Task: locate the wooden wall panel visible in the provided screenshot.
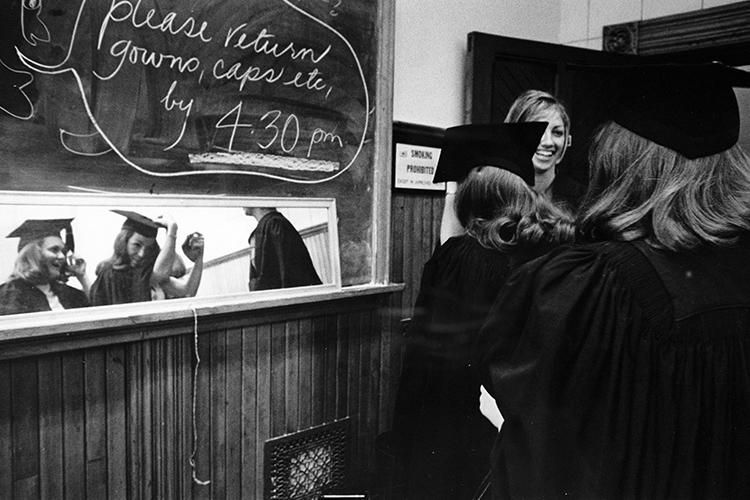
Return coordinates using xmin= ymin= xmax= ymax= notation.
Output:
xmin=104 ymin=346 xmax=126 ymax=499
xmin=38 ymin=356 xmax=63 ymax=499
xmin=298 ymin=318 xmax=314 ymax=430
xmin=0 ymin=363 xmax=12 ymax=496
xmin=0 ymin=293 xmax=394 ymax=499
xmin=124 ymin=342 xmax=143 ymax=500
xmin=11 ymin=358 xmax=39 ymax=498
xmin=254 ymin=323 xmax=271 ymax=500
xmin=62 ymin=352 xmax=85 ymax=500
xmin=240 ymin=325 xmax=259 ymax=500
xmin=224 ymin=328 xmax=243 ymax=500
xmin=389 ymin=190 xmax=444 ymax=319
xmin=84 ymin=350 xmax=107 ymax=499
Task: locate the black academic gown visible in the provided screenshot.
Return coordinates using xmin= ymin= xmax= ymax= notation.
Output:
xmin=89 ymin=261 xmax=152 ymax=306
xmin=248 ymin=211 xmax=322 ymax=291
xmin=476 ymin=239 xmax=750 ymax=499
xmin=392 ymin=235 xmax=550 ymax=500
xmin=0 ymin=277 xmax=89 ymax=315
xmin=550 ymin=173 xmax=585 ymax=212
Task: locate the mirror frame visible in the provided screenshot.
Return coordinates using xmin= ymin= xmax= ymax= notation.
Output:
xmin=0 ymin=190 xmax=341 ymax=334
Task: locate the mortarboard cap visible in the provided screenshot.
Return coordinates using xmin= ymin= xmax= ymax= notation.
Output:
xmin=7 ymin=218 xmax=74 ymax=252
xmin=604 ymin=61 xmax=750 ymax=159
xmin=112 ymin=210 xmax=160 ymax=238
xmin=433 ymin=122 xmax=547 ymax=185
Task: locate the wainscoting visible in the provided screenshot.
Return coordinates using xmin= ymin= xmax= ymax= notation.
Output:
xmin=0 ymin=290 xmax=397 ymax=499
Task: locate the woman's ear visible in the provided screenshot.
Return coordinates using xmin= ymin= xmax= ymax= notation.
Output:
xmin=557 ymin=134 xmax=573 ymax=165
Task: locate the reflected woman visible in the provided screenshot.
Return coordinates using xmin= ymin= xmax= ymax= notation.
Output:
xmin=0 ymin=218 xmax=89 ymax=315
xmin=90 ymin=210 xmax=179 ymax=305
xmin=504 ymin=89 xmax=584 ymax=209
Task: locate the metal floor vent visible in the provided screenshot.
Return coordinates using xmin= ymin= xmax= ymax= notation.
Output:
xmin=264 ymin=418 xmax=351 ymax=500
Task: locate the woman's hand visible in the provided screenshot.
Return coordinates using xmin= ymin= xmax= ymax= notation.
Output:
xmin=479 ymin=385 xmax=504 ymax=431
xmin=154 ymin=214 xmax=178 ymax=236
xmin=182 ymin=232 xmax=204 ymax=262
xmin=66 ymin=253 xmax=87 ymax=279
xmin=67 ymin=253 xmax=92 ymax=294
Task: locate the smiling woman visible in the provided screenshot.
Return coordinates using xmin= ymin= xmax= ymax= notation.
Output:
xmin=0 ymin=218 xmax=90 ymax=315
xmin=0 ymin=192 xmax=340 ymax=324
xmin=503 ymin=89 xmax=585 ymax=211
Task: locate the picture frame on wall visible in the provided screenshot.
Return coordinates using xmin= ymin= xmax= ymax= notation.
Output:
xmin=392 ymin=121 xmax=446 ymax=192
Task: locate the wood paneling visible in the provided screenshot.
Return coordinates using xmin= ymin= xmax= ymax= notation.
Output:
xmin=0 ymin=293 xmax=393 ymax=499
xmin=389 ymin=190 xmax=444 ymax=320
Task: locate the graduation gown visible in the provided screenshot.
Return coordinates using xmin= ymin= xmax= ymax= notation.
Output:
xmin=89 ymin=261 xmax=152 ymax=306
xmin=248 ymin=211 xmax=322 ymax=291
xmin=0 ymin=277 xmax=89 ymax=315
xmin=393 ymin=235 xmax=548 ymax=500
xmin=476 ymin=239 xmax=750 ymax=499
xmin=550 ymin=173 xmax=585 ymax=212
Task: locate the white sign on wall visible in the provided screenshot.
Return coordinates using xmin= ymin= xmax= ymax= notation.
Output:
xmin=394 ymin=143 xmax=444 ymax=191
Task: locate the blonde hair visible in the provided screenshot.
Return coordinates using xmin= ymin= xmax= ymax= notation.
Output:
xmin=578 ymin=121 xmax=750 ymax=250
xmin=505 ymin=89 xmax=570 ymax=135
xmin=455 ymin=166 xmax=575 ymax=252
xmin=10 ymin=240 xmax=48 ymax=285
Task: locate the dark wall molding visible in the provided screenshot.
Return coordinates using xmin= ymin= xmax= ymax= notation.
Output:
xmin=603 ymin=22 xmax=639 ymax=54
xmin=603 ymin=1 xmax=750 ymax=64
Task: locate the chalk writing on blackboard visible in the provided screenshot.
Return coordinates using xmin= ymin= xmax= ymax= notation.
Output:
xmin=314 ymin=0 xmax=343 ymax=17
xmin=0 ymin=58 xmax=34 ymax=119
xmin=21 ymin=0 xmax=52 ymax=46
xmin=2 ymin=0 xmax=370 ymax=184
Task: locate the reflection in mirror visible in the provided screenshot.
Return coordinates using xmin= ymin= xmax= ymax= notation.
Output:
xmin=0 ymin=193 xmax=339 ymax=318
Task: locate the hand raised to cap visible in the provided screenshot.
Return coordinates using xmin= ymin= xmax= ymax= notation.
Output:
xmin=154 ymin=214 xmax=178 ymax=234
xmin=66 ymin=253 xmax=87 ymax=278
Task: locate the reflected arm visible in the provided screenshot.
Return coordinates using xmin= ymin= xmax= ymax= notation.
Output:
xmin=151 ymin=219 xmax=178 ymax=284
xmin=163 ymin=259 xmax=203 ymax=298
xmin=75 ymin=272 xmax=92 ymax=296
xmin=162 ymin=233 xmax=204 ymax=298
xmin=160 ymin=234 xmax=204 ymax=298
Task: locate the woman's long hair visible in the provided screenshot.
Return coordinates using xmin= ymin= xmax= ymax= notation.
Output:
xmin=578 ymin=121 xmax=750 ymax=250
xmin=455 ymin=166 xmax=575 ymax=252
xmin=505 ymin=89 xmax=570 ymax=134
xmin=101 ymin=228 xmax=160 ymax=271
xmin=9 ymin=240 xmax=49 ymax=285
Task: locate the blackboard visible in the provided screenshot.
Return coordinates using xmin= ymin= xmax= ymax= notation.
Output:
xmin=0 ymin=0 xmax=391 ymax=286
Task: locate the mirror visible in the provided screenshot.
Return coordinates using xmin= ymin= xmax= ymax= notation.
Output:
xmin=0 ymin=191 xmax=340 ymax=319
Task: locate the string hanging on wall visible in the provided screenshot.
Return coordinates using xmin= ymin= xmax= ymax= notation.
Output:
xmin=189 ymin=305 xmax=211 ymax=486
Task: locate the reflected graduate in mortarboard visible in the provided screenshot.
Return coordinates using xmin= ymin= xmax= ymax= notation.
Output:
xmin=0 ymin=218 xmax=90 ymax=316
xmin=244 ymin=207 xmax=321 ymax=291
xmin=391 ymin=122 xmax=576 ymax=500
xmin=476 ymin=62 xmax=750 ymax=499
xmin=89 ymin=210 xmax=204 ymax=306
